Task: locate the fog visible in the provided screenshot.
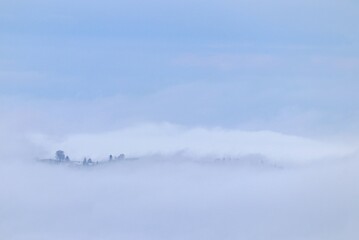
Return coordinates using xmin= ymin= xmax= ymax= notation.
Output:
xmin=1 ymin=124 xmax=359 ymax=240
xmin=1 ymin=0 xmax=359 ymax=238
xmin=29 ymin=123 xmax=356 ymax=165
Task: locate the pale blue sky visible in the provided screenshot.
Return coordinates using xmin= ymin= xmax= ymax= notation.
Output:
xmin=1 ymin=0 xmax=359 ymax=135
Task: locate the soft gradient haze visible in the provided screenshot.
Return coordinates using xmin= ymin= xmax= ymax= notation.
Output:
xmin=1 ymin=1 xmax=359 ymax=239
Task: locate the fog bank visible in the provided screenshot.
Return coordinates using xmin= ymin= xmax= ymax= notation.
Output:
xmin=1 ymin=154 xmax=359 ymax=240
xmin=29 ymin=123 xmax=357 ymax=166
xmin=1 ymin=124 xmax=359 ymax=240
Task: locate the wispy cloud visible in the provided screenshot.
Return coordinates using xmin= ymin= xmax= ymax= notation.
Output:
xmin=173 ymin=53 xmax=279 ymax=70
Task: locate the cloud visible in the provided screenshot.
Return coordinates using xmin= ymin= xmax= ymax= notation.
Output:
xmin=1 ymin=1 xmax=358 ymax=239
xmin=1 ymin=73 xmax=359 ymax=139
xmin=173 ymin=53 xmax=279 ymax=70
xmin=27 ymin=123 xmax=356 ymax=166
xmin=1 ymin=143 xmax=359 ymax=240
xmin=310 ymin=56 xmax=359 ymax=72
xmin=0 ymin=70 xmax=45 ymax=86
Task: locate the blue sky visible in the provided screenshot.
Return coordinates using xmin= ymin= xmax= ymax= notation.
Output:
xmin=1 ymin=0 xmax=359 ymax=135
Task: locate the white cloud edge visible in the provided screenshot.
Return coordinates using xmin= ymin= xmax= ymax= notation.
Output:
xmin=28 ymin=123 xmax=357 ymax=165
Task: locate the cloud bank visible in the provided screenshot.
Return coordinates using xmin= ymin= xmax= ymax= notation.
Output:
xmin=25 ymin=123 xmax=355 ymax=166
xmin=1 ymin=144 xmax=359 ymax=240
xmin=1 ymin=114 xmax=358 ymax=240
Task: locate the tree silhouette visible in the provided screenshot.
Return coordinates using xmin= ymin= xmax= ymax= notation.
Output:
xmin=55 ymin=150 xmax=65 ymax=161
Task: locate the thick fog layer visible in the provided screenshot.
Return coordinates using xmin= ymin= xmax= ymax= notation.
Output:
xmin=29 ymin=123 xmax=356 ymax=165
xmin=1 ymin=124 xmax=359 ymax=240
xmin=1 ymin=154 xmax=359 ymax=240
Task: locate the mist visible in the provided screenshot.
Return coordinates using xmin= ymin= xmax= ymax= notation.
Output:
xmin=1 ymin=152 xmax=359 ymax=240
xmin=1 ymin=122 xmax=359 ymax=240
xmin=2 ymin=0 xmax=359 ymax=238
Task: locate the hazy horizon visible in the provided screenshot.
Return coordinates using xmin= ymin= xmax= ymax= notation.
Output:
xmin=1 ymin=0 xmax=359 ymax=239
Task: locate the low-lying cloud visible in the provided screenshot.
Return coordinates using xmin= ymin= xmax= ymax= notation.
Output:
xmin=29 ymin=123 xmax=357 ymax=166
xmin=1 ymin=148 xmax=359 ymax=240
xmin=1 ymin=123 xmax=359 ymax=240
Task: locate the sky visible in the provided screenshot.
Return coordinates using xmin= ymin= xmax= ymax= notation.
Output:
xmin=1 ymin=0 xmax=359 ymax=136
xmin=1 ymin=1 xmax=359 ymax=239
